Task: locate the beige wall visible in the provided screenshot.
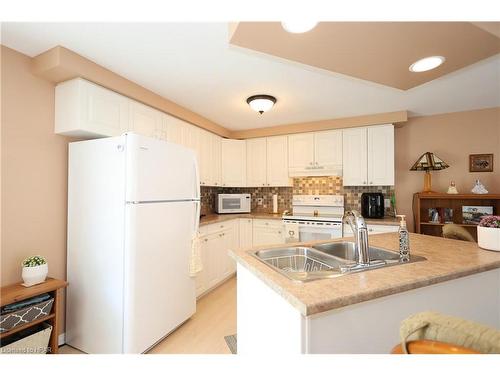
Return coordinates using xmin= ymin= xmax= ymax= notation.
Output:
xmin=1 ymin=46 xmax=70 ymax=332
xmin=395 ymin=108 xmax=500 ymax=231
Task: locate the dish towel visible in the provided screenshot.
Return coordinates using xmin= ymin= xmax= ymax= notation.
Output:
xmin=284 ymin=222 xmax=300 ymax=243
xmin=189 ymin=233 xmax=203 ymax=277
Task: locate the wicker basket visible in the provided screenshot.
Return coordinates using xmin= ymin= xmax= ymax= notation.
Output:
xmin=0 ymin=323 xmax=53 ymax=354
xmin=0 ymin=298 xmax=54 ymax=333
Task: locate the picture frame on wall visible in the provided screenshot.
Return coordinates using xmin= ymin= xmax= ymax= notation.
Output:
xmin=469 ymin=154 xmax=494 ymax=172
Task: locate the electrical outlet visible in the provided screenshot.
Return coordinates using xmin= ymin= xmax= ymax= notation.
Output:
xmin=384 ymin=198 xmax=391 ymax=207
xmin=257 ymin=198 xmax=263 ymax=205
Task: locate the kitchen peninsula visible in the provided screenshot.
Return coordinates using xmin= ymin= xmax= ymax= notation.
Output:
xmin=229 ymin=233 xmax=500 ymax=354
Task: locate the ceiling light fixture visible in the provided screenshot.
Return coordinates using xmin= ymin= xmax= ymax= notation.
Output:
xmin=281 ymin=21 xmax=318 ymax=34
xmin=409 ymin=56 xmax=445 ymax=72
xmin=246 ymin=95 xmax=277 ymax=114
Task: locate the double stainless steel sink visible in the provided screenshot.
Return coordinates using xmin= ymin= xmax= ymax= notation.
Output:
xmin=250 ymin=241 xmax=426 ymax=282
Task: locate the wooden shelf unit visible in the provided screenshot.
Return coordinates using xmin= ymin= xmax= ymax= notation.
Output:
xmin=1 ymin=278 xmax=68 ymax=354
xmin=413 ymin=193 xmax=500 ymax=240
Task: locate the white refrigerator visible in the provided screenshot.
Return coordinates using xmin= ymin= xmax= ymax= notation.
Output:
xmin=65 ymin=133 xmax=200 ymax=354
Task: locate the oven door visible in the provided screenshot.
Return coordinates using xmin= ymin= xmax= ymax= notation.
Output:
xmin=297 ymin=221 xmax=343 ymax=242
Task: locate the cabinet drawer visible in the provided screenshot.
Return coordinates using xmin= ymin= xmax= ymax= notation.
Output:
xmin=252 ymin=219 xmax=283 ymax=229
xmin=199 ymin=219 xmax=236 ymax=236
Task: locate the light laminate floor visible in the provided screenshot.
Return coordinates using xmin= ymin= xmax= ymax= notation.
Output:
xmin=59 ymin=276 xmax=237 ymax=354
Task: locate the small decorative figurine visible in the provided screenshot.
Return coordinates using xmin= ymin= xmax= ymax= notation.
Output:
xmin=471 ymin=179 xmax=488 ymax=194
xmin=447 ymin=181 xmax=459 ymax=194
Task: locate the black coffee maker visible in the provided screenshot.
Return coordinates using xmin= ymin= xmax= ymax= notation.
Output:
xmin=361 ymin=193 xmax=385 ymax=218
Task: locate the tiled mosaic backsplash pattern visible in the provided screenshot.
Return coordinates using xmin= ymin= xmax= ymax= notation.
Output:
xmin=201 ymin=176 xmax=395 ymax=216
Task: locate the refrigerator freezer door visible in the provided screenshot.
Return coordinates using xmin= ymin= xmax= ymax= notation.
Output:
xmin=123 ymin=201 xmax=197 ymax=353
xmin=125 ymin=133 xmax=200 ymax=202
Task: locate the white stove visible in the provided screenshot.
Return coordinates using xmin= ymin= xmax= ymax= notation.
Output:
xmin=282 ymin=195 xmax=345 ymax=242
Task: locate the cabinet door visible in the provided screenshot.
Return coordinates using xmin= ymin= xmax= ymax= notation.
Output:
xmin=166 ymin=114 xmax=186 ymax=145
xmin=220 ymin=226 xmax=237 ymax=278
xmin=342 ymin=127 xmax=368 ymax=186
xmin=266 ymin=136 xmax=291 ymax=187
xmin=246 ymin=138 xmax=267 ymax=187
xmin=129 ymin=101 xmax=163 ymax=138
xmin=199 ymin=129 xmax=211 ymax=186
xmin=367 ymin=125 xmax=395 ymax=186
xmin=211 ymin=135 xmax=222 ymax=187
xmin=56 ymin=78 xmax=129 ymax=137
xmin=239 ymin=218 xmax=253 ymax=249
xmin=288 ymin=133 xmax=314 ymax=176
xmin=221 ymin=139 xmax=247 ymax=187
xmin=195 ymin=234 xmax=209 ymax=297
xmin=314 ymin=130 xmax=342 ymax=174
xmin=204 ymin=233 xmax=222 ymax=291
xmin=253 ymin=220 xmax=284 ymax=247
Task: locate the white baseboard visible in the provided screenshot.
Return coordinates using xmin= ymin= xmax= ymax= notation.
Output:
xmin=58 ymin=333 xmax=66 ymax=346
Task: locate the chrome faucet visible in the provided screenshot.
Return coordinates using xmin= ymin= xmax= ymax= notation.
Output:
xmin=343 ymin=210 xmax=370 ymax=265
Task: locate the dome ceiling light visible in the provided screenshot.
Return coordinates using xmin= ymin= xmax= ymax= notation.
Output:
xmin=409 ymin=56 xmax=446 ymax=72
xmin=246 ymin=95 xmax=277 ymax=114
xmin=281 ymin=21 xmax=318 ymax=34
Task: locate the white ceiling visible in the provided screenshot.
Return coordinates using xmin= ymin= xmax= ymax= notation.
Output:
xmin=2 ymin=22 xmax=499 ymax=130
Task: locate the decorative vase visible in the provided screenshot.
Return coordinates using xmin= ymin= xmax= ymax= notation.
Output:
xmin=477 ymin=226 xmax=500 ymax=252
xmin=22 ymin=263 xmax=48 ymax=286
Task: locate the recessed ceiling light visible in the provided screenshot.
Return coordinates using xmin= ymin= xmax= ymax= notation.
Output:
xmin=281 ymin=21 xmax=318 ymax=34
xmin=246 ymin=95 xmax=277 ymax=114
xmin=409 ymin=56 xmax=446 ymax=72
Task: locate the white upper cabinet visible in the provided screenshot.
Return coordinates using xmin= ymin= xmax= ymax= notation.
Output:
xmin=266 ymin=136 xmax=292 ymax=187
xmin=211 ymin=134 xmax=222 ymax=187
xmin=288 ymin=133 xmax=315 ymax=175
xmin=314 ymin=130 xmax=342 ymax=174
xmin=342 ymin=124 xmax=394 ymax=186
xmin=128 ymin=101 xmax=163 ymax=138
xmin=246 ymin=138 xmax=267 ymax=187
xmin=367 ymin=125 xmax=394 ymax=186
xmin=165 ymin=114 xmax=188 ymax=145
xmin=55 ymin=78 xmax=129 ymax=138
xmin=221 ymin=139 xmax=247 ymax=187
xmin=199 ymin=129 xmax=222 ymax=187
xmin=342 ymin=127 xmax=368 ymax=186
xmin=288 ymin=130 xmax=342 ymax=177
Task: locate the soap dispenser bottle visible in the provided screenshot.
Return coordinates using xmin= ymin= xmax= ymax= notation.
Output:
xmin=396 ymin=215 xmax=410 ymax=262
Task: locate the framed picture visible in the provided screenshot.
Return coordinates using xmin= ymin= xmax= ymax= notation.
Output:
xmin=469 ymin=154 xmax=493 ymax=172
xmin=462 ymin=206 xmax=494 ymax=225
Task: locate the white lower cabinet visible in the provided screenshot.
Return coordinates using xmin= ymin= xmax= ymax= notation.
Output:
xmin=239 ymin=218 xmax=253 ymax=249
xmin=252 ymin=219 xmax=285 ymax=247
xmin=196 ymin=220 xmax=238 ymax=297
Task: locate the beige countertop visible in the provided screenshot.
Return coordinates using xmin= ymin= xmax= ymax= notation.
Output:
xmin=200 ymin=212 xmax=284 ymax=226
xmin=229 ymin=233 xmax=500 ymax=316
xmin=200 ymin=212 xmax=400 ymax=226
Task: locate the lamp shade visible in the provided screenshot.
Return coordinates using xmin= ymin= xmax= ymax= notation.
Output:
xmin=410 ymin=152 xmax=449 ymax=171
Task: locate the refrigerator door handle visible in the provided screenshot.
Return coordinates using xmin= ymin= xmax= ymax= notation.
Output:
xmin=194 ymin=200 xmax=201 ymax=234
xmin=194 ymin=155 xmax=200 ymax=200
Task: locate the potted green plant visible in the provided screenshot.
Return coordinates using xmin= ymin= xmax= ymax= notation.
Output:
xmin=477 ymin=216 xmax=500 ymax=252
xmin=21 ymin=255 xmax=48 ymax=286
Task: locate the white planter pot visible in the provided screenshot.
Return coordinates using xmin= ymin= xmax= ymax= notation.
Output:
xmin=22 ymin=263 xmax=48 ymax=286
xmin=477 ymin=226 xmax=500 ymax=252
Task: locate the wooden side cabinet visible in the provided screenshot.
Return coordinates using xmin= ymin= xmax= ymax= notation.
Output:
xmin=0 ymin=278 xmax=68 ymax=354
xmin=413 ymin=193 xmax=500 ymax=239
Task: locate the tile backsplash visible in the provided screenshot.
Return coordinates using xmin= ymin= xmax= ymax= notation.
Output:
xmin=201 ymin=176 xmax=395 ymax=216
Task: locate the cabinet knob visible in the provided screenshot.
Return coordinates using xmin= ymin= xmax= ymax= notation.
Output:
xmin=204 ymin=238 xmax=208 ymax=242
xmin=363 ymin=181 xmax=367 ymax=184
xmin=370 ymin=181 xmax=373 ymax=184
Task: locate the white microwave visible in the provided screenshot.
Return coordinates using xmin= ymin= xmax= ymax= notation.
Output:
xmin=216 ymin=194 xmax=251 ymax=214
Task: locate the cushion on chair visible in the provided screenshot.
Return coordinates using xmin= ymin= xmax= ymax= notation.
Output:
xmin=400 ymin=311 xmax=500 ymax=354
xmin=442 ymin=224 xmax=476 ymax=242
